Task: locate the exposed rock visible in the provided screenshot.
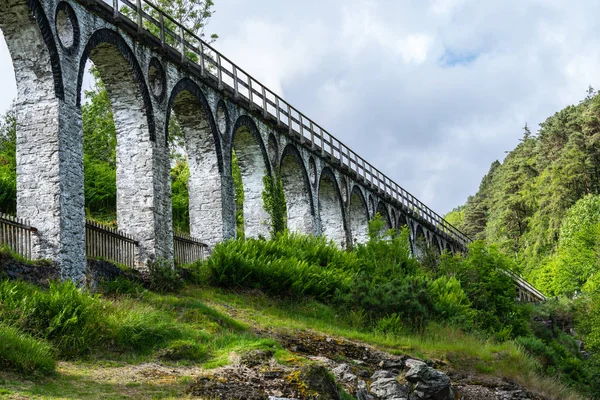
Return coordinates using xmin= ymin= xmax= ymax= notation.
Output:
xmin=357 ymin=380 xmax=375 ymax=400
xmin=241 ymin=349 xmax=275 ymax=367
xmin=332 ymin=363 xmax=359 ymax=390
xmin=370 ymin=370 xmax=409 ymax=400
xmin=378 ymin=358 xmax=405 ymax=371
xmin=0 ymin=251 xmax=59 ymax=286
xmin=405 ymin=362 xmax=453 ymax=400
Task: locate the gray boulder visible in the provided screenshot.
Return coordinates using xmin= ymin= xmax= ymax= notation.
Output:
xmin=370 ymin=370 xmax=409 ymax=400
xmin=405 ymin=363 xmax=453 ymax=400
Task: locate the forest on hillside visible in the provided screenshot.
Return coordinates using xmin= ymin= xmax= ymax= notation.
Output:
xmin=446 ymin=87 xmax=600 ymax=299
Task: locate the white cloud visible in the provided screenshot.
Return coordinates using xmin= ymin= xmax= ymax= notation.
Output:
xmin=395 ymin=34 xmax=433 ymax=64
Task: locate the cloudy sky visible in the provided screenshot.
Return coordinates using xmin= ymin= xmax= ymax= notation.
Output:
xmin=1 ymin=0 xmax=599 ymax=215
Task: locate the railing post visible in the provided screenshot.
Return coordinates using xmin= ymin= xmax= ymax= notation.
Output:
xmin=217 ymin=54 xmax=224 ymax=89
xmin=276 ymin=97 xmax=281 ymax=126
xmin=310 ymin=121 xmax=315 ymax=149
xmin=247 ymin=75 xmax=253 ymax=108
xmin=233 ymin=66 xmax=239 ymax=99
xmin=299 ymin=114 xmax=305 ymax=143
xmin=287 ymin=104 xmax=292 ymax=136
xmin=136 ymin=0 xmax=143 ymax=34
xmin=159 ymin=12 xmax=165 ymax=47
xmin=180 ymin=25 xmax=186 ymax=64
xmin=262 ymin=87 xmax=268 ymax=118
xmin=113 ymin=0 xmax=120 ymax=21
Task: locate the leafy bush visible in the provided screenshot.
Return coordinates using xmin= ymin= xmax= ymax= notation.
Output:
xmin=438 ymin=241 xmax=528 ymax=337
xmin=204 ymin=233 xmax=355 ymax=300
xmin=0 ymin=280 xmax=104 ymax=357
xmin=0 ymin=324 xmax=55 ymax=375
xmin=147 ymin=259 xmax=184 ymax=293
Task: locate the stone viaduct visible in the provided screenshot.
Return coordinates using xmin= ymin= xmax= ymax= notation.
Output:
xmin=0 ymin=0 xmax=472 ymax=283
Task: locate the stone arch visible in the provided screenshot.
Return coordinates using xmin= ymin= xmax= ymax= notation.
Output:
xmin=78 ymin=28 xmax=163 ymax=265
xmin=376 ymin=201 xmax=392 ymax=229
xmin=0 ymin=0 xmax=87 ymax=278
xmin=398 ymin=214 xmax=409 ymax=232
xmin=413 ymin=224 xmax=427 ymax=258
xmin=318 ymin=167 xmax=346 ymax=246
xmin=279 ymin=144 xmax=314 ymax=235
xmin=268 ymin=133 xmax=279 ymax=169
xmin=167 ymin=78 xmax=225 ymax=246
xmin=444 ymin=241 xmax=453 ymax=254
xmin=391 ymin=209 xmax=397 ymax=229
xmin=232 ymin=115 xmax=271 ymax=238
xmin=348 ymin=186 xmax=369 ymax=245
xmin=77 ymin=28 xmax=155 ymax=139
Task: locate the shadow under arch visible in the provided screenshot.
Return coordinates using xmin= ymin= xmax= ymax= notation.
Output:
xmin=279 ymin=143 xmax=314 ymax=235
xmin=77 ymin=28 xmax=155 ymax=140
xmin=167 ymin=77 xmax=226 ymax=246
xmin=348 ymin=185 xmax=369 ymax=245
xmin=376 ymin=201 xmax=392 ymax=229
xmin=231 ymin=114 xmax=271 ymax=238
xmin=318 ymin=167 xmax=347 ymax=246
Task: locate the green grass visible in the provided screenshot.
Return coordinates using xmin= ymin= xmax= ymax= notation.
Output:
xmin=0 ymin=278 xmax=584 ymax=400
xmin=0 ymin=324 xmax=56 ymax=375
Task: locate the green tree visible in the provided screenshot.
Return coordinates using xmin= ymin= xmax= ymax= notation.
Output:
xmin=0 ymin=104 xmax=16 ymax=214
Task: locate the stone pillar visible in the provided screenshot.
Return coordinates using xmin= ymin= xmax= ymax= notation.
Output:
xmin=281 ymin=153 xmax=313 ymax=235
xmin=2 ymin=0 xmax=86 ymax=281
xmin=233 ymin=128 xmax=270 ymax=239
xmin=349 ymin=190 xmax=369 ymax=245
xmin=318 ymin=173 xmax=346 ymax=247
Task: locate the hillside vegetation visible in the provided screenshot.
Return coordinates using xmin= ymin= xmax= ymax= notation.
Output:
xmin=1 ymin=220 xmax=599 ymax=398
xmin=446 ymin=88 xmax=600 ymax=299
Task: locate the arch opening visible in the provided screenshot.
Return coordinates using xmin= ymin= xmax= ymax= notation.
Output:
xmin=79 ymin=29 xmax=167 ymax=265
xmin=376 ymin=201 xmax=392 ymax=230
xmin=232 ymin=117 xmax=271 ymax=239
xmin=348 ymin=187 xmax=369 ymax=245
xmin=167 ymin=80 xmax=223 ymax=247
xmin=280 ymin=146 xmax=313 ymax=235
xmin=318 ymin=169 xmax=346 ymax=247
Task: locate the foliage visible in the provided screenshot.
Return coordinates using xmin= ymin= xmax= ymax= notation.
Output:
xmin=262 ymin=169 xmax=287 ymax=236
xmin=0 ymin=324 xmax=56 ymax=375
xmin=232 ymin=150 xmax=245 ymax=239
xmin=438 ymin=241 xmax=528 ymax=336
xmin=0 ymin=104 xmax=16 ymax=214
xmin=146 ymin=259 xmax=184 ymax=293
xmin=203 ymin=233 xmax=354 ymax=301
xmin=171 ymin=157 xmax=191 ymax=233
xmin=456 ymin=89 xmax=600 ymax=296
xmin=0 ymin=280 xmax=104 ymax=357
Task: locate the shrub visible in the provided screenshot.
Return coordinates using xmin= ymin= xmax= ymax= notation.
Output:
xmin=0 ymin=324 xmax=55 ymax=375
xmin=147 ymin=259 xmax=183 ymax=293
xmin=0 ymin=280 xmax=104 ymax=357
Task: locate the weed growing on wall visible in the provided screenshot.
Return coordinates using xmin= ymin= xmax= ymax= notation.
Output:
xmin=262 ymin=168 xmax=287 ymax=236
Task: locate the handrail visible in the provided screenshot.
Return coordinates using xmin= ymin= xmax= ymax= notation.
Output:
xmin=83 ymin=0 xmax=472 ymax=247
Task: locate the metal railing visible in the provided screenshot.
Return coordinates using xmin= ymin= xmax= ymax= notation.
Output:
xmin=86 ymin=220 xmax=138 ymax=268
xmin=0 ymin=212 xmax=37 ymax=260
xmin=174 ymin=231 xmax=207 ymax=265
xmin=82 ymin=0 xmax=472 ymax=248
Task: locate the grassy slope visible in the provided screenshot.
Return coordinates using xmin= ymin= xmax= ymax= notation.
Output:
xmin=0 ymin=285 xmax=582 ymax=400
